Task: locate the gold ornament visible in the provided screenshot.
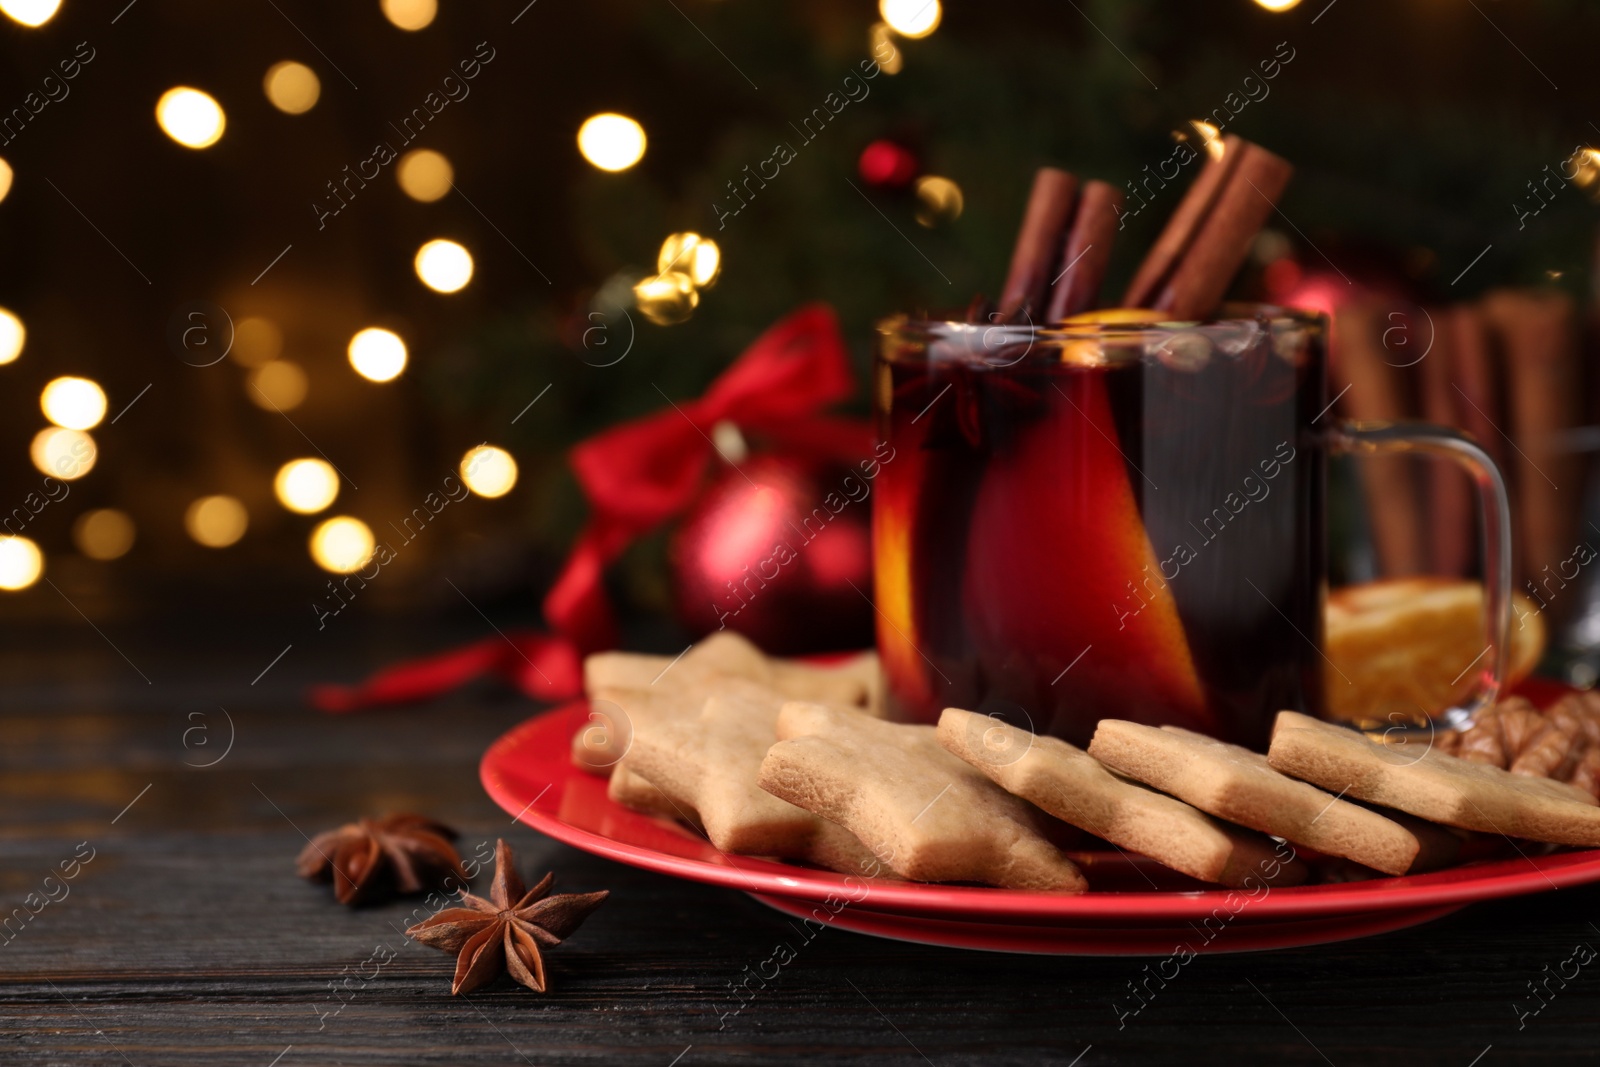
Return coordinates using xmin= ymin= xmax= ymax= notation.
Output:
xmin=633 ymin=272 xmax=699 ymax=326
xmin=657 ymin=232 xmax=721 ymax=289
xmin=913 ymin=175 xmax=964 ymax=228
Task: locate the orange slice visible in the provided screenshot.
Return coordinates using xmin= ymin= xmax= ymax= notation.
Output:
xmin=962 ymin=367 xmax=1210 ymax=740
xmin=1324 ymin=577 xmax=1545 ymax=727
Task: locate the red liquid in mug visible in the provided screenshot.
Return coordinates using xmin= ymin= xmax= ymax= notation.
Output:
xmin=874 ymin=315 xmax=1326 ymax=748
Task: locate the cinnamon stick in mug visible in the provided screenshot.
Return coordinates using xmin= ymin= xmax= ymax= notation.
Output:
xmin=999 ymin=167 xmax=1079 ymax=320
xmin=1046 ymin=180 xmax=1124 ymax=320
xmin=1153 ymin=141 xmax=1292 ymax=320
xmin=1122 ymin=134 xmax=1242 ymax=309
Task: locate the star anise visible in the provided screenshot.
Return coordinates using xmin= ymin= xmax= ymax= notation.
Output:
xmin=296 ymin=813 xmax=467 ymax=906
xmin=405 ymin=839 xmax=608 ymax=994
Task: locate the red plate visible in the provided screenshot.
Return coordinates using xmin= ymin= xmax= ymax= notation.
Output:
xmin=481 ymin=694 xmax=1600 ymax=955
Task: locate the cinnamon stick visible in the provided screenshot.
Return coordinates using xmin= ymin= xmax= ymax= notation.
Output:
xmin=1046 ymin=180 xmax=1124 ymax=321
xmin=1122 ymin=135 xmax=1243 ymax=309
xmin=1335 ymin=299 xmax=1427 ymax=576
xmin=1418 ymin=309 xmax=1473 ymax=576
xmin=1484 ymin=289 xmax=1582 ymax=594
xmin=1000 ymin=168 xmax=1079 ymax=320
xmin=1448 ymin=303 xmax=1505 ymax=474
xmin=1153 ymin=141 xmax=1292 ymax=319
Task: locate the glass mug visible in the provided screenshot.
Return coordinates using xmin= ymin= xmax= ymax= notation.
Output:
xmin=872 ymin=305 xmax=1511 ymax=749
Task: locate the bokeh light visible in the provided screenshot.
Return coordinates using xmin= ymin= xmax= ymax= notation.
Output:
xmin=657 ymin=233 xmax=721 ymax=289
xmin=274 ymin=458 xmax=340 ymax=514
xmin=0 ymin=306 xmax=24 ymax=364
xmin=577 ymin=113 xmax=646 ymax=172
xmin=249 ymin=360 xmax=308 ymax=411
xmin=347 ymin=327 xmax=408 ymax=382
xmin=41 ymin=376 xmax=107 ymax=430
xmin=0 ymin=156 xmax=11 ymax=204
xmin=310 ymin=516 xmax=376 ymax=573
xmin=231 ymin=316 xmax=283 ymax=367
xmin=459 ymin=445 xmax=518 ymax=498
xmin=414 ymin=239 xmax=473 ymax=293
xmin=30 ymin=427 xmax=96 ymax=480
xmin=0 ymin=0 xmax=60 ymax=27
xmin=880 ymin=0 xmax=941 ymax=38
xmin=156 ymin=87 xmax=226 ymax=149
xmin=0 ymin=536 xmax=42 ymax=591
xmin=73 ymin=509 xmax=136 ymax=561
xmin=397 ymin=148 xmax=453 ymax=201
xmin=633 ymin=272 xmax=698 ymax=325
xmin=913 ymin=175 xmax=964 ymax=227
xmin=185 ymin=495 xmax=248 ymax=548
xmin=1188 ymin=119 xmax=1226 ymax=161
xmin=381 ymin=0 xmax=436 ymax=31
xmin=869 ymin=23 xmax=904 ymax=74
xmin=263 ymin=61 xmax=321 ymax=114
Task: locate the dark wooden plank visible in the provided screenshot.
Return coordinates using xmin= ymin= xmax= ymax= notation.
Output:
xmin=6 ymin=621 xmax=1600 ymax=1064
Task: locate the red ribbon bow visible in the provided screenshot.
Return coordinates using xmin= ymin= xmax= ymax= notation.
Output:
xmin=311 ymin=304 xmax=867 ymax=712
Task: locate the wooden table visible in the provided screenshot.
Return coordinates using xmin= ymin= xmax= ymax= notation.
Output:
xmin=5 ymin=612 xmax=1599 ymax=1065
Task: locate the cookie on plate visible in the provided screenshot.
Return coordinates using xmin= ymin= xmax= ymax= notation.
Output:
xmin=759 ymin=702 xmax=1087 ymax=892
xmin=1268 ymin=710 xmax=1600 ymax=847
xmin=939 ymin=708 xmax=1306 ymax=888
xmin=1088 ymin=719 xmax=1458 ymax=877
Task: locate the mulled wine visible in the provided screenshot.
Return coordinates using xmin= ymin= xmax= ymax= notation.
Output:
xmin=873 ymin=308 xmax=1328 ymax=748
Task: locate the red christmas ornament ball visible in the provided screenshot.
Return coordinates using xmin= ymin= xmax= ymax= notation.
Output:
xmin=858 ymin=140 xmax=919 ymax=190
xmin=670 ymin=454 xmax=874 ymax=655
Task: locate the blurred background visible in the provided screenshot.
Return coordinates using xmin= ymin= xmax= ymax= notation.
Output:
xmin=1 ymin=0 xmax=1598 ymax=681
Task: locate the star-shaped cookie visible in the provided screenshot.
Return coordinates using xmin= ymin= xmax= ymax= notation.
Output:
xmin=758 ymin=702 xmax=1087 ymax=892
xmin=939 ymin=708 xmax=1306 ymax=888
xmin=622 ymin=689 xmax=889 ymax=876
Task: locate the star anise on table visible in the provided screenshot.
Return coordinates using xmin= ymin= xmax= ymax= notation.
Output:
xmin=296 ymin=812 xmax=467 ymax=906
xmin=405 ymin=839 xmax=608 ymax=995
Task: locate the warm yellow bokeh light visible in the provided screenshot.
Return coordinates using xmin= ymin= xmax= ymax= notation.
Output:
xmin=633 ymin=272 xmax=698 ymax=326
xmin=30 ymin=427 xmax=96 ymax=480
xmin=231 ymin=316 xmax=283 ymax=367
xmin=1189 ymin=119 xmax=1226 ymax=161
xmin=156 ymin=87 xmax=226 ymax=149
xmin=869 ymin=23 xmax=904 ymax=75
xmin=274 ymin=458 xmax=340 ymax=514
xmin=879 ymin=0 xmax=940 ymax=38
xmin=73 ymin=509 xmax=136 ymax=561
xmin=249 ymin=360 xmax=308 ymax=411
xmin=577 ymin=113 xmax=646 ymax=172
xmin=459 ymin=445 xmax=518 ymax=498
xmin=263 ymin=61 xmax=321 ymax=115
xmin=397 ymin=148 xmax=453 ymax=202
xmin=347 ymin=327 xmax=408 ymax=382
xmin=185 ymin=495 xmax=248 ymax=548
xmin=0 ymin=536 xmax=42 ymax=591
xmin=414 ymin=239 xmax=473 ymax=293
xmin=310 ymin=516 xmax=376 ymax=573
xmin=0 ymin=306 xmax=23 ymax=365
xmin=381 ymin=0 xmax=436 ymax=31
xmin=657 ymin=233 xmax=721 ymax=289
xmin=1252 ymin=0 xmax=1302 ymax=9
xmin=0 ymin=156 xmax=11 ymax=204
xmin=913 ymin=175 xmax=964 ymax=227
xmin=0 ymin=0 xmax=61 ymax=27
xmin=41 ymin=376 xmax=107 ymax=430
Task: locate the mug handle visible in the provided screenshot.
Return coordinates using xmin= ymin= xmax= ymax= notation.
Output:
xmin=1328 ymin=420 xmax=1513 ymax=730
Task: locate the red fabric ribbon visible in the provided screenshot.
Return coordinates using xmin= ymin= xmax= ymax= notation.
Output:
xmin=310 ymin=303 xmax=866 ymax=712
